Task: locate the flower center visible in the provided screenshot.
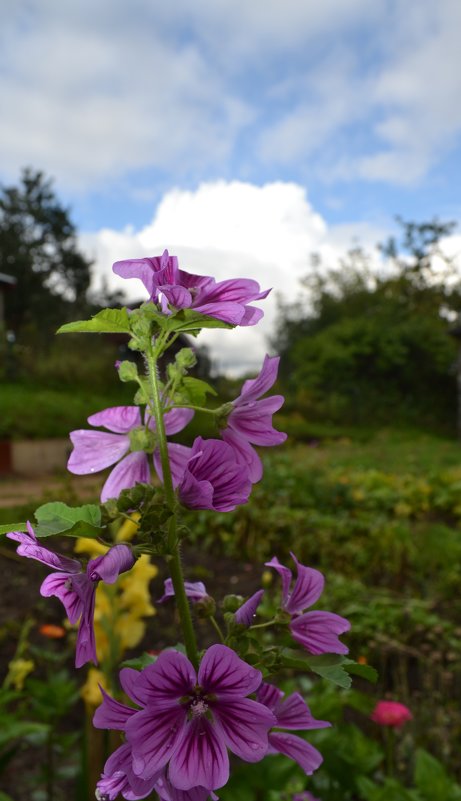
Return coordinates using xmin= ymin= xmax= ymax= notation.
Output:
xmin=129 ymin=426 xmax=156 ymax=454
xmin=190 ymin=698 xmax=208 ymax=717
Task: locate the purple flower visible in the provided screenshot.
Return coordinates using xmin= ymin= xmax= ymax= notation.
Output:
xmin=112 ymin=250 xmax=270 ymax=327
xmin=265 ymin=554 xmax=350 ymax=655
xmin=293 ymin=794 xmax=321 ymax=801
xmin=7 ymin=524 xmax=135 ymax=667
xmin=68 ymin=405 xmax=193 ymax=502
xmin=169 ymin=437 xmax=252 ymax=512
xmin=221 ymin=355 xmax=287 ymax=483
xmin=257 ymin=683 xmax=329 ymax=776
xmin=158 ymin=579 xmax=209 ymax=604
xmin=234 ymin=590 xmax=265 ymax=626
xmin=95 ymin=644 xmax=275 ymax=793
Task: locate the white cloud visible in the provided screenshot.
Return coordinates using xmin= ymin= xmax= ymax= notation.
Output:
xmin=81 ymin=180 xmax=384 ymax=374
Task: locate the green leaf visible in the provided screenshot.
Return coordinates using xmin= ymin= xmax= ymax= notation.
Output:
xmin=161 ymin=308 xmax=234 ymax=334
xmin=305 ymin=654 xmax=352 ymax=688
xmin=57 ymin=307 xmax=131 ymax=335
xmin=181 ymin=376 xmax=217 ymax=406
xmin=343 ymin=658 xmax=379 ymax=684
xmin=0 ymin=522 xmax=27 ymax=535
xmin=121 ymin=652 xmax=157 ymax=670
xmin=414 ymin=749 xmax=461 ymax=801
xmin=34 ymin=502 xmax=103 ymax=538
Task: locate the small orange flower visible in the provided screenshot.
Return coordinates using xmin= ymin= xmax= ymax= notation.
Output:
xmin=39 ymin=624 xmax=66 ymax=639
xmin=357 ymin=655 xmax=368 ymax=665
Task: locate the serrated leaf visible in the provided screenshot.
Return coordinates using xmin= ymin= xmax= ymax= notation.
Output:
xmin=34 ymin=502 xmax=102 ymax=538
xmin=57 ymin=308 xmax=131 ymax=335
xmin=181 ymin=377 xmax=217 ymax=406
xmin=0 ymin=522 xmax=27 ymax=535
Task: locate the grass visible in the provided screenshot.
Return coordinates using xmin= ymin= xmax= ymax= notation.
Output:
xmin=0 ymin=382 xmax=133 ymax=439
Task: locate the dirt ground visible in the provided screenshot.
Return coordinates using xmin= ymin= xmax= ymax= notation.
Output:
xmin=0 ymin=472 xmax=103 ymax=508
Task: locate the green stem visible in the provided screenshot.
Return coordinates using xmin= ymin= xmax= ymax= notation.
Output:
xmin=250 ymin=619 xmax=278 ymax=631
xmin=146 ymin=345 xmax=199 ymax=669
xmin=167 ymin=404 xmax=218 ymax=415
xmin=210 ymin=616 xmax=225 ymax=643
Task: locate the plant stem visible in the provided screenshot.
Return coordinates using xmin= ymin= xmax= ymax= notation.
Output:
xmin=210 ymin=616 xmax=225 ymax=643
xmin=146 ymin=345 xmax=199 ymax=669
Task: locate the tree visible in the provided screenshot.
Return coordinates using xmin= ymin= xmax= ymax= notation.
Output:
xmin=0 ymin=168 xmax=93 ymax=340
xmin=274 ymin=219 xmax=461 ymax=431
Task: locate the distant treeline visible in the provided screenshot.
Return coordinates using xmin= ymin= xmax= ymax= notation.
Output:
xmin=274 ymin=219 xmax=461 ymax=433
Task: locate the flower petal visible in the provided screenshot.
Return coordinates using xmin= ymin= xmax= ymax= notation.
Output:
xmin=239 ymin=355 xmax=281 ymax=403
xmin=158 ymin=579 xmax=208 ymax=604
xmin=198 ymin=644 xmax=262 ymax=698
xmin=119 ymin=667 xmax=153 ymax=707
xmin=93 ymin=686 xmax=136 ymax=730
xmin=101 ymin=451 xmax=151 ymax=503
xmin=135 ymin=650 xmax=196 ymax=706
xmin=212 ymin=697 xmax=274 ymax=761
xmin=88 ymin=544 xmax=135 ymax=584
xmin=163 ymin=408 xmax=195 ymax=436
xmin=234 ymin=590 xmax=265 ymax=626
xmin=221 ymin=429 xmax=262 ymax=483
xmin=87 ymin=406 xmax=141 ymax=434
xmin=75 ymin=581 xmax=98 ymax=667
xmin=127 ymin=706 xmax=186 ymax=779
xmin=290 ymin=611 xmax=350 ymax=655
xmin=68 ymin=430 xmax=130 ymax=474
xmin=168 ymin=716 xmax=229 ymax=791
xmin=154 ymin=443 xmax=192 ymax=489
xmin=285 ymin=556 xmax=324 ymax=614
xmin=264 ymin=557 xmax=292 ymax=608
xmin=40 ymin=572 xmax=83 ymax=624
xmin=274 ymin=692 xmax=330 ymax=731
xmin=8 ymin=523 xmax=81 ymax=573
xmin=269 ymin=732 xmax=323 ymax=774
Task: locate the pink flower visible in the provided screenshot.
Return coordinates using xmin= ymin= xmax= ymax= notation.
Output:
xmin=257 ymin=683 xmax=329 ymax=776
xmin=68 ymin=405 xmax=193 ymax=502
xmin=94 ymin=645 xmax=275 ymax=793
xmin=371 ymin=701 xmax=412 ymax=728
xmin=112 ymin=250 xmax=270 ymax=327
xmin=265 ymin=553 xmax=350 ymax=655
xmin=221 ymin=355 xmax=287 ymax=483
xmin=7 ymin=524 xmax=134 ymax=667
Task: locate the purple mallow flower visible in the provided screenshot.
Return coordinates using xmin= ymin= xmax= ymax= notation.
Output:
xmin=158 ymin=579 xmax=209 ymax=604
xmin=168 ymin=437 xmax=252 ymax=512
xmin=265 ymin=554 xmax=350 ymax=655
xmin=7 ymin=524 xmax=134 ymax=668
xmin=68 ymin=405 xmax=193 ymax=502
xmin=221 ymin=355 xmax=287 ymax=483
xmin=94 ymin=644 xmax=275 ymax=793
xmin=257 ymin=683 xmax=329 ymax=776
xmin=112 ymin=249 xmax=270 ymax=327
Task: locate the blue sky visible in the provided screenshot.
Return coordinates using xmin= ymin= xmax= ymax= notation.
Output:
xmin=2 ymin=0 xmax=461 ymax=370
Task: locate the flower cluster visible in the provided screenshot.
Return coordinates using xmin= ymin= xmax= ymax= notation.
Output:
xmin=94 ymin=644 xmax=330 ymax=800
xmin=5 ymin=250 xmax=357 ymax=801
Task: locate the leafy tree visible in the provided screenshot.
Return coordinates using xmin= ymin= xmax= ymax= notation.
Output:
xmin=0 ymin=168 xmax=93 ymax=341
xmin=274 ymin=219 xmax=461 ymax=431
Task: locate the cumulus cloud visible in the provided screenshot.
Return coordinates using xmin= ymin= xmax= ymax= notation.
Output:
xmin=2 ymin=0 xmax=461 ymax=193
xmin=81 ymin=180 xmax=384 ymax=374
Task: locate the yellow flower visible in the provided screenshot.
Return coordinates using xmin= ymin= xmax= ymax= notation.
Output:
xmin=6 ymin=658 xmax=35 ymax=690
xmin=116 ymin=513 xmax=141 ymax=542
xmin=74 ymin=538 xmax=108 ymax=558
xmin=80 ymin=668 xmax=108 ymax=708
